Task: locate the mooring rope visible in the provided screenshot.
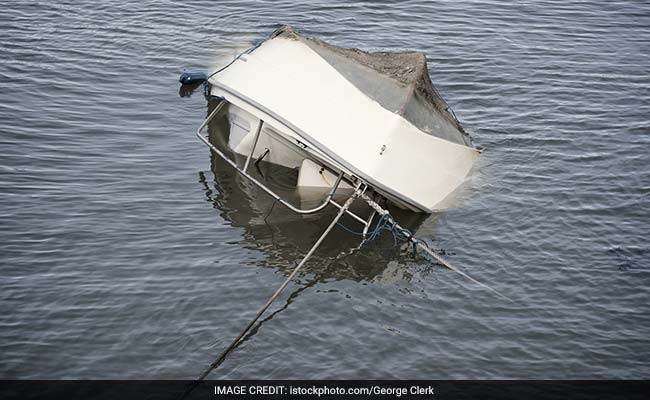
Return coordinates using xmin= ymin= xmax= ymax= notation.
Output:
xmin=355 ymin=192 xmax=513 ymax=302
xmin=180 ymin=189 xmax=509 ymax=400
xmin=193 ymin=189 xmax=361 ymax=382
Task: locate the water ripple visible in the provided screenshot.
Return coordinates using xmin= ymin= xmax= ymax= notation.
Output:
xmin=1 ymin=0 xmax=649 ymax=379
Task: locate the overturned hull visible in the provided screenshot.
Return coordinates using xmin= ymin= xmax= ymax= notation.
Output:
xmin=207 ymin=26 xmax=478 ymax=213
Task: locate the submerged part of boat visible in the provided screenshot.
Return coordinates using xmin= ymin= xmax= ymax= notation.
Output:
xmin=204 ymin=25 xmax=479 ymax=214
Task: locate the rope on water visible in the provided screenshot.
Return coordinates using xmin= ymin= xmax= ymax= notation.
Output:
xmin=338 ymin=213 xmax=415 ymax=248
xmin=180 ymin=188 xmax=508 ymax=400
xmin=193 ymin=190 xmax=361 ymax=382
xmin=344 ymin=192 xmax=513 ymax=302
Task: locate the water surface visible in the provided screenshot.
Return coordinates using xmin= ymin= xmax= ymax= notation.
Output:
xmin=1 ymin=0 xmax=649 ymax=379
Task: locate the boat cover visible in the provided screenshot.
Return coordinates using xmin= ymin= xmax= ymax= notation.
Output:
xmin=209 ymin=25 xmax=479 ymax=212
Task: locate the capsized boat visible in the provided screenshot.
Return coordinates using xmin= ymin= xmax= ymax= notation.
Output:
xmin=199 ymin=25 xmax=478 ymax=216
xmin=187 ymin=27 xmax=505 ymax=380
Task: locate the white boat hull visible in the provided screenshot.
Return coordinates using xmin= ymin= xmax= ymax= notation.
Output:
xmin=208 ymin=29 xmax=479 ymax=213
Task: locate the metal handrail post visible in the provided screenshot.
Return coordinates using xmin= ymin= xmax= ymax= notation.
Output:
xmin=243 ymin=120 xmax=263 ymax=172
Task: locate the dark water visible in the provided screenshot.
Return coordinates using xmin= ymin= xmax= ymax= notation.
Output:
xmin=2 ymin=0 xmax=649 ymax=379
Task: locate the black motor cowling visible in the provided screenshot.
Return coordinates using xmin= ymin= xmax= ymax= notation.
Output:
xmin=179 ymin=71 xmax=207 ymax=85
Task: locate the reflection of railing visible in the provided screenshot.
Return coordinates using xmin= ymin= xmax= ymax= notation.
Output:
xmin=197 ymin=97 xmax=374 ymax=230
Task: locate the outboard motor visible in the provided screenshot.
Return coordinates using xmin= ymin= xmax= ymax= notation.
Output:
xmin=179 ymin=71 xmax=207 ymax=85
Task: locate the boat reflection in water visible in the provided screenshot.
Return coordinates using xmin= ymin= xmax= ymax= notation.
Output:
xmin=199 ymin=99 xmax=436 ymax=285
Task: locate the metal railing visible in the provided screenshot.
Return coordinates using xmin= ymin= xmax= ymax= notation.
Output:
xmin=196 ymin=98 xmax=373 ymax=229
